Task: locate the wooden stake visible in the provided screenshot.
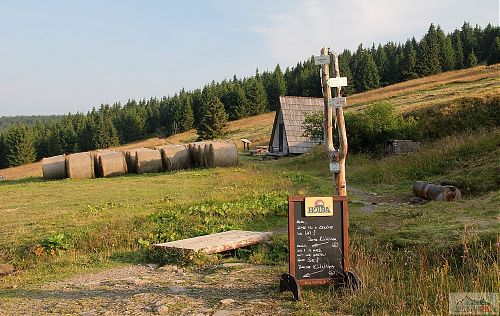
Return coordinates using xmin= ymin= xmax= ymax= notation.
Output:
xmin=320 ymin=47 xmax=338 ymax=193
xmin=331 ymin=53 xmax=348 ymax=196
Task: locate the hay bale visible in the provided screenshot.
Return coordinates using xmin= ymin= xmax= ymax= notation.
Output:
xmin=125 ymin=147 xmax=149 ymax=173
xmin=157 ymin=145 xmax=190 ymax=171
xmin=93 ymin=150 xmax=116 ymax=177
xmin=205 ymin=141 xmax=238 ymax=168
xmin=97 ymin=151 xmax=128 ymax=177
xmin=66 ymin=152 xmax=95 ymax=179
xmin=188 ymin=142 xmax=211 ymax=168
xmin=42 ymin=155 xmax=66 ymax=180
xmin=136 ymin=149 xmax=163 ymax=174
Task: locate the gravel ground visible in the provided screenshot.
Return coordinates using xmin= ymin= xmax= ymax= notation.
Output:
xmin=0 ymin=263 xmax=297 ymax=316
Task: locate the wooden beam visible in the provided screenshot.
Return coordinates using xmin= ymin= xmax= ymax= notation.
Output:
xmin=154 ymin=230 xmax=273 ymax=254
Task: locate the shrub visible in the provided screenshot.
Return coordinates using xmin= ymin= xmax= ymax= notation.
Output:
xmin=303 ymin=102 xmax=418 ymax=154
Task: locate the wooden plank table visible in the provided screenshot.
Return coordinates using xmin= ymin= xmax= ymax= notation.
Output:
xmin=154 ymin=230 xmax=273 ymax=254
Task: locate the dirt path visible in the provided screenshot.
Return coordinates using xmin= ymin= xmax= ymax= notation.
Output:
xmin=0 ymin=263 xmax=294 ymax=315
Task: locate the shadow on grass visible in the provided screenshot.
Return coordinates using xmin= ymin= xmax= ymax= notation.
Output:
xmin=0 ymin=177 xmax=44 ymax=186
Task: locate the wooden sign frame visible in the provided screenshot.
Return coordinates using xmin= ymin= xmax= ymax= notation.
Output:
xmin=280 ymin=195 xmax=357 ymax=300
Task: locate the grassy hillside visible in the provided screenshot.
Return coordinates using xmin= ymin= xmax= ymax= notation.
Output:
xmin=0 ymin=66 xmax=498 ymax=315
xmin=1 ymin=64 xmax=498 ymax=181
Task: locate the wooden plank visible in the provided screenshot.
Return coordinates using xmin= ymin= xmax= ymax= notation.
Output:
xmin=154 ymin=230 xmax=272 ymax=254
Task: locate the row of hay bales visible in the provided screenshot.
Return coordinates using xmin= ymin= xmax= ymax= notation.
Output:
xmin=41 ymin=141 xmax=238 ymax=180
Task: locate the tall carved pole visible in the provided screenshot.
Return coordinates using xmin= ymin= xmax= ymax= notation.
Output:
xmin=331 ymin=53 xmax=348 ymax=196
xmin=320 ymin=47 xmax=337 ymax=192
xmin=320 ymin=48 xmax=348 ymax=196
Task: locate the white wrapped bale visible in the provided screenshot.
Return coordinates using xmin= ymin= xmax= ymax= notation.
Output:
xmin=42 ymin=155 xmax=66 ymax=180
xmin=66 ymin=152 xmax=95 ymax=179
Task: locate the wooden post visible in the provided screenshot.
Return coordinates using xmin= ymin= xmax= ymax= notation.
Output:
xmin=320 ymin=47 xmax=338 ymax=193
xmin=331 ymin=53 xmax=348 ymax=196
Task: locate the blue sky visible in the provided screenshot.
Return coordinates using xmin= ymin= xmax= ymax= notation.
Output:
xmin=0 ymin=0 xmax=498 ymax=116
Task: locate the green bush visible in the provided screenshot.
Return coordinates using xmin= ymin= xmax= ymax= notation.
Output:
xmin=303 ymin=102 xmax=418 ymax=154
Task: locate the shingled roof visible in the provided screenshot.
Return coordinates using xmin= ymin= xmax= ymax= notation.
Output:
xmin=277 ymin=96 xmax=323 ymax=154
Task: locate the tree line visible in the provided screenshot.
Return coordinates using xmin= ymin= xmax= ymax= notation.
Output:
xmin=1 ymin=22 xmax=499 ymax=168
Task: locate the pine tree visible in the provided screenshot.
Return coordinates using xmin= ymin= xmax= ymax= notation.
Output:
xmin=487 ymin=37 xmax=500 ymax=65
xmin=222 ymin=84 xmax=248 ymax=120
xmin=92 ymin=113 xmax=119 ymax=149
xmin=467 ymin=51 xmax=478 ymax=67
xmin=353 ymin=46 xmax=380 ymax=92
xmin=245 ymin=77 xmax=268 ymax=116
xmin=179 ymin=93 xmax=195 ymax=132
xmin=3 ymin=124 xmax=36 ymax=167
xmin=339 ymin=50 xmax=355 ymax=95
xmin=451 ymin=30 xmax=465 ymax=69
xmin=374 ymin=44 xmax=390 ymax=86
xmin=197 ymin=96 xmax=228 ymax=140
xmin=401 ymin=39 xmax=419 ymax=80
xmin=437 ymin=26 xmax=456 ymax=71
xmin=0 ymin=133 xmax=7 ymax=168
xmin=417 ymin=24 xmax=442 ymax=76
xmin=267 ymin=64 xmax=287 ymax=111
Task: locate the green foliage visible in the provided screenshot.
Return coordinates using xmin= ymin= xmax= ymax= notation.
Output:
xmin=410 ymin=96 xmax=500 ymax=139
xmin=353 ymin=45 xmax=380 ymax=92
xmin=467 ymin=52 xmax=478 ymax=67
xmin=487 ymin=36 xmax=500 ymax=65
xmin=3 ymin=124 xmax=36 ymax=166
xmin=244 ymin=76 xmax=268 ymax=116
xmin=197 ymin=96 xmax=228 ymax=140
xmin=302 ymin=111 xmax=324 ymax=141
xmin=303 ymin=102 xmax=418 ymax=154
xmin=38 ymin=233 xmax=70 ymax=255
xmin=266 ymin=64 xmax=287 ymax=111
xmin=0 ymin=133 xmax=7 ymax=168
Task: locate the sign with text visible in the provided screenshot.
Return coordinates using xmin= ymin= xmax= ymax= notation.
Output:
xmin=314 ymin=55 xmax=331 ymax=65
xmin=287 ymin=196 xmax=348 ymax=285
xmin=328 ymin=97 xmax=347 ymax=108
xmin=305 ymin=197 xmax=334 ymax=217
xmin=326 ymin=77 xmax=348 ymax=87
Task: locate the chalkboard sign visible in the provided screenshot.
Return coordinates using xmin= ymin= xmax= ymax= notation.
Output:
xmin=288 ymin=196 xmax=349 ymax=286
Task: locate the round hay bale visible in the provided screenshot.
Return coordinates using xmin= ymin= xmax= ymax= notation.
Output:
xmin=125 ymin=147 xmax=149 ymax=173
xmin=66 ymin=152 xmax=95 ymax=179
xmin=188 ymin=142 xmax=210 ymax=168
xmin=97 ymin=151 xmax=128 ymax=178
xmin=93 ymin=150 xmax=116 ymax=177
xmin=136 ymin=149 xmax=163 ymax=174
xmin=206 ymin=141 xmax=238 ymax=168
xmin=42 ymin=155 xmax=66 ymax=180
xmin=158 ymin=145 xmax=190 ymax=171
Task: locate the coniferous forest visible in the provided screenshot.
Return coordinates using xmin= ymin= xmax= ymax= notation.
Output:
xmin=1 ymin=22 xmax=499 ymax=168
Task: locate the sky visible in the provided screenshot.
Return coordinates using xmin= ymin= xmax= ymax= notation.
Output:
xmin=0 ymin=0 xmax=498 ymax=116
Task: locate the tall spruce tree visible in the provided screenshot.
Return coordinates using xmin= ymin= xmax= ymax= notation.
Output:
xmin=401 ymin=39 xmax=419 ymax=80
xmin=487 ymin=37 xmax=500 ymax=65
xmin=451 ymin=30 xmax=465 ymax=69
xmin=267 ymin=64 xmax=287 ymax=111
xmin=353 ymin=46 xmax=380 ymax=92
xmin=179 ymin=93 xmax=195 ymax=132
xmin=418 ymin=24 xmax=442 ymax=76
xmin=197 ymin=96 xmax=228 ymax=140
xmin=92 ymin=113 xmax=119 ymax=149
xmin=437 ymin=26 xmax=456 ymax=71
xmin=245 ymin=77 xmax=268 ymax=116
xmin=3 ymin=124 xmax=36 ymax=167
xmin=339 ymin=50 xmax=355 ymax=95
xmin=0 ymin=133 xmax=7 ymax=168
xmin=374 ymin=44 xmax=390 ymax=86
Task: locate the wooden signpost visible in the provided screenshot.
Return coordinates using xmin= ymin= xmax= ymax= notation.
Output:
xmin=280 ymin=47 xmax=360 ymax=301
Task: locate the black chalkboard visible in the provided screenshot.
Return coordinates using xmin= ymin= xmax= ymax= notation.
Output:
xmin=288 ymin=196 xmax=348 ymax=285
